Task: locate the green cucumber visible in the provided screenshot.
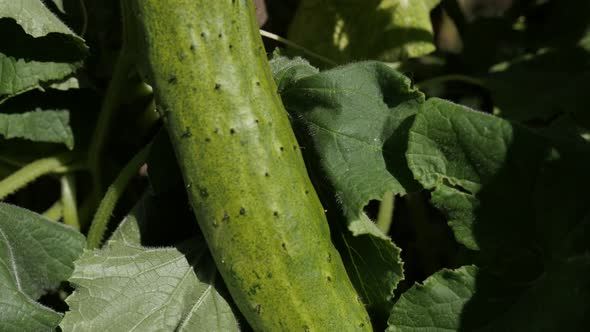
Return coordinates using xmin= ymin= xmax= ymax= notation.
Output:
xmin=125 ymin=0 xmax=372 ymax=330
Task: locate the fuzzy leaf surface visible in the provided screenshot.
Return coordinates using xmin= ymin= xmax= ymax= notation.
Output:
xmin=0 ymin=0 xmax=81 ymax=39
xmin=0 ymin=109 xmax=74 ymax=148
xmin=277 ymin=60 xmax=423 ymax=228
xmin=0 ymin=203 xmax=85 ymax=331
xmin=61 ymin=197 xmax=239 ymax=332
xmin=0 ymin=54 xmax=81 ymax=101
xmin=402 ymin=98 xmax=590 ymax=330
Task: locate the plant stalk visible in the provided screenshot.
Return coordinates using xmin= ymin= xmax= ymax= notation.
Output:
xmin=86 ymin=144 xmax=150 ymax=249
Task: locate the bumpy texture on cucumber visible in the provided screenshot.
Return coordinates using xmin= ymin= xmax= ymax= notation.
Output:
xmin=126 ymin=0 xmax=372 ymax=331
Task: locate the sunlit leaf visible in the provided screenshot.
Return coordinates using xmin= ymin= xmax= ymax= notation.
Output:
xmin=0 ymin=203 xmax=85 ymax=331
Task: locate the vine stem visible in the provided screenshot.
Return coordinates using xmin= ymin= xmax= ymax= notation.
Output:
xmin=61 ymin=174 xmax=80 ymax=230
xmin=415 ymin=74 xmax=486 ymax=90
xmin=259 ymin=29 xmax=337 ymax=66
xmin=376 ymin=191 xmax=395 ymax=234
xmin=86 ymin=144 xmax=150 ymax=249
xmin=0 ymin=153 xmax=76 ymax=200
xmin=43 ymin=200 xmax=63 ymax=221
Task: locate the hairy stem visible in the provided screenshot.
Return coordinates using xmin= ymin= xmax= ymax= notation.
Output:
xmin=0 ymin=153 xmax=76 ymax=200
xmin=61 ymin=174 xmax=80 ymax=230
xmin=376 ymin=191 xmax=395 ymax=234
xmin=43 ymin=200 xmax=63 ymax=221
xmin=86 ymin=144 xmax=150 ymax=249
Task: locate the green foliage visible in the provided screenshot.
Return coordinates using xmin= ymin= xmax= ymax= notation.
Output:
xmin=0 ymin=0 xmax=83 ymax=39
xmin=273 ymin=60 xmax=423 ymax=223
xmin=288 ymin=0 xmax=440 ymax=64
xmin=387 ymin=266 xmax=476 ymax=331
xmin=0 ymin=109 xmax=74 ymax=148
xmin=0 ymin=0 xmax=86 ymax=101
xmin=401 ymin=98 xmax=590 ymax=330
xmin=61 ymin=195 xmax=240 ymax=331
xmin=0 ymin=55 xmax=82 ymax=101
xmin=0 ymin=203 xmax=85 ymax=331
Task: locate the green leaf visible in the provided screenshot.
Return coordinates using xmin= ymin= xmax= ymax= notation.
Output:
xmin=61 ymin=196 xmax=240 ymax=332
xmin=0 ymin=109 xmax=74 ymax=149
xmin=273 ymin=58 xmax=420 ymax=317
xmin=390 ymin=259 xmax=590 ymax=330
xmin=0 ymin=202 xmax=85 ymax=331
xmin=407 ymin=98 xmax=557 ymax=250
xmin=269 ymin=55 xmax=319 ymax=93
xmin=0 ymin=0 xmax=87 ymax=101
xmin=288 ymin=0 xmax=440 ymax=64
xmin=485 ymin=47 xmax=590 ymax=128
xmin=338 ymin=223 xmax=404 ymax=320
xmin=0 ymin=0 xmax=81 ymax=40
xmin=402 ymin=98 xmax=590 ymax=330
xmin=0 ymin=54 xmax=82 ymax=102
xmin=279 ymin=60 xmax=423 ymax=227
xmin=387 ymin=266 xmax=476 ymax=331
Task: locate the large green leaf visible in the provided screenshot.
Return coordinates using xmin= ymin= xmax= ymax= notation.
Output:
xmin=272 ymin=58 xmax=418 ymax=317
xmin=276 ymin=60 xmax=423 ymax=228
xmin=0 ymin=54 xmax=82 ymax=102
xmin=401 ymin=98 xmax=590 ymax=330
xmin=387 ymin=266 xmax=477 ymax=331
xmin=0 ymin=202 xmax=85 ymax=331
xmin=0 ymin=109 xmax=74 ymax=149
xmin=288 ymin=0 xmax=440 ymax=64
xmin=61 ymin=195 xmax=240 ymax=332
xmin=407 ymin=98 xmax=543 ymax=250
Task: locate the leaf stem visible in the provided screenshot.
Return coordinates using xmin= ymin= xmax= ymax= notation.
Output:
xmin=61 ymin=174 xmax=80 ymax=230
xmin=43 ymin=199 xmax=63 ymax=221
xmin=415 ymin=74 xmax=486 ymax=90
xmin=376 ymin=191 xmax=395 ymax=234
xmin=259 ymin=29 xmax=338 ymax=67
xmin=54 ymin=161 xmax=87 ymax=173
xmin=86 ymin=144 xmax=150 ymax=249
xmin=0 ymin=153 xmax=76 ymax=200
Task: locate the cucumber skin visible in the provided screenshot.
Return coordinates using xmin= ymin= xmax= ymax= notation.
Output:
xmin=127 ymin=1 xmax=372 ymax=331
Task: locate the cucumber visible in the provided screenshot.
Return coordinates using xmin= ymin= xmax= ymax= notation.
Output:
xmin=125 ymin=0 xmax=372 ymax=330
